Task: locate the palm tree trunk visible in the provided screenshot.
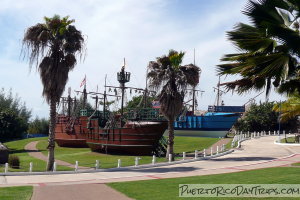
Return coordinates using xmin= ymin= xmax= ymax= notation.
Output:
xmin=46 ymin=99 xmax=56 ymax=171
xmin=166 ymin=118 xmax=175 ymax=161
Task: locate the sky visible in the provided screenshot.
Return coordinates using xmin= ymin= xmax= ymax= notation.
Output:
xmin=0 ymin=0 xmax=286 ymax=119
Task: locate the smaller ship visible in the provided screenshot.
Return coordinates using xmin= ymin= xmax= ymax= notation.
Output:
xmin=173 ymin=77 xmax=244 ymax=138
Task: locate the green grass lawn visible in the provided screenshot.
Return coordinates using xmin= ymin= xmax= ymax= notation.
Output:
xmin=225 ymin=138 xmax=234 ymax=149
xmin=173 ymin=136 xmax=220 ymax=153
xmin=34 ymin=136 xmax=221 ymax=168
xmin=292 ymin=162 xmax=300 ymax=166
xmin=3 ymin=138 xmax=72 ymax=172
xmin=0 ymin=186 xmax=32 ymax=200
xmin=108 ymin=167 xmax=300 ymax=200
xmin=280 ymin=136 xmax=296 ymax=143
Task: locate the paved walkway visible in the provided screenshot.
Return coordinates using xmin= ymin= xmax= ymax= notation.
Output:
xmin=24 ymin=141 xmax=90 ymax=169
xmin=31 ymin=183 xmax=131 ymax=200
xmin=4 ymin=136 xmax=300 ymax=200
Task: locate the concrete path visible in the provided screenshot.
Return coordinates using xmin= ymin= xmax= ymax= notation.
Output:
xmin=31 ymin=183 xmax=131 ymax=200
xmin=24 ymin=141 xmax=90 ymax=170
xmin=4 ymin=136 xmax=300 ymax=200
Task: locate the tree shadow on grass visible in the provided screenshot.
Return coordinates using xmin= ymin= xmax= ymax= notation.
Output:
xmin=211 ymin=157 xmax=275 ymax=162
xmin=8 ymin=149 xmax=40 ymax=154
xmin=118 ymin=166 xmax=199 ymax=173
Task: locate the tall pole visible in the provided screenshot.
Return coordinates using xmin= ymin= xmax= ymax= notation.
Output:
xmin=83 ymin=75 xmax=87 ymax=108
xmin=121 ymin=82 xmax=125 ymax=117
xmin=95 ymin=96 xmax=98 ymax=109
xmin=120 ymin=59 xmax=126 ymax=119
xmin=192 ymin=89 xmax=195 ymax=113
xmin=117 ymin=58 xmax=130 ymax=127
xmin=103 ymin=74 xmax=107 ymax=117
xmin=278 ymin=100 xmax=281 ymax=134
xmin=67 ymin=87 xmax=71 ymax=116
xmin=192 ymin=48 xmax=196 ymax=113
xmin=144 ymin=68 xmax=148 ymax=108
xmin=216 ymin=76 xmax=221 ymax=107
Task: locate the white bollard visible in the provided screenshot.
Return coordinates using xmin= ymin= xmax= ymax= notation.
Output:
xmin=95 ymin=160 xmax=99 ymax=170
xmin=29 ymin=162 xmax=33 ymax=172
xmin=222 ymin=144 xmax=225 ymax=151
xmin=217 ymin=146 xmax=219 ymax=155
xmin=247 ymin=131 xmax=250 ymax=138
xmin=53 ymin=162 xmax=57 ymax=172
xmin=203 ymin=149 xmax=206 ymax=157
xmin=210 ymin=147 xmax=213 ymax=156
xmin=75 ymin=161 xmax=79 ymax=172
xmin=152 ymin=155 xmax=156 ymax=165
xmin=168 ymin=154 xmax=172 ymax=163
xmin=274 ymin=130 xmax=276 ymax=135
xmin=117 ymin=159 xmax=121 ymax=168
xmin=182 ymin=152 xmax=186 ymax=160
xmin=194 ymin=150 xmax=198 ymax=159
xmin=269 ymin=131 xmax=271 ymax=135
xmin=135 ymin=157 xmax=139 ymax=167
xmin=4 ymin=163 xmax=8 ymax=173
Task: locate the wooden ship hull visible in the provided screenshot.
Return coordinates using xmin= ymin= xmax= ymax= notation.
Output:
xmin=55 ymin=114 xmax=168 ymax=155
xmin=86 ymin=121 xmax=167 ymax=155
xmin=55 ymin=115 xmax=88 ymax=147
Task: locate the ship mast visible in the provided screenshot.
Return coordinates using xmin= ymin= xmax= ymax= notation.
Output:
xmin=216 ymin=76 xmax=220 ymax=106
xmin=117 ymin=58 xmax=131 ymax=124
xmin=213 ymin=76 xmax=226 ymax=107
xmin=190 ymin=49 xmax=203 ymax=113
xmin=144 ymin=68 xmax=148 ymax=108
xmin=103 ymin=74 xmax=107 ymax=117
xmin=83 ymin=75 xmax=87 ymax=108
xmin=67 ymin=87 xmax=72 ymax=116
xmin=192 ymin=49 xmax=196 ymax=113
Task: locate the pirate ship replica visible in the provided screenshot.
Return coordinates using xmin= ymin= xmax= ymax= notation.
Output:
xmin=55 ymin=62 xmax=167 ymax=155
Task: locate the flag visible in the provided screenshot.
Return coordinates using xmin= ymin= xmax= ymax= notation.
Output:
xmin=152 ymin=101 xmax=161 ymax=108
xmin=80 ymin=76 xmax=86 ymax=88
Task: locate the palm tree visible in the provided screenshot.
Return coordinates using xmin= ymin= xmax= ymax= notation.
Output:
xmin=273 ymin=94 xmax=300 ymax=122
xmin=217 ymin=0 xmax=300 ymax=96
xmin=274 ymin=94 xmax=300 ymax=142
xmin=147 ymin=50 xmax=200 ymax=160
xmin=22 ymin=15 xmax=85 ymax=171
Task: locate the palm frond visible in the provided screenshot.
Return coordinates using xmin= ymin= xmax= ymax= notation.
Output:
xmin=273 ymin=93 xmax=300 ymax=121
xmin=23 ymin=15 xmax=85 ymax=103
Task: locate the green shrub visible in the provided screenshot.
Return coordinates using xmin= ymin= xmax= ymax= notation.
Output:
xmin=8 ymin=155 xmax=20 ymax=169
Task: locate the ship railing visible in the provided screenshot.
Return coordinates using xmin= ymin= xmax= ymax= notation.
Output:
xmin=126 ymin=108 xmax=165 ymax=121
xmin=56 ymin=115 xmax=80 ymax=124
xmin=80 ymin=109 xmax=110 ymax=119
